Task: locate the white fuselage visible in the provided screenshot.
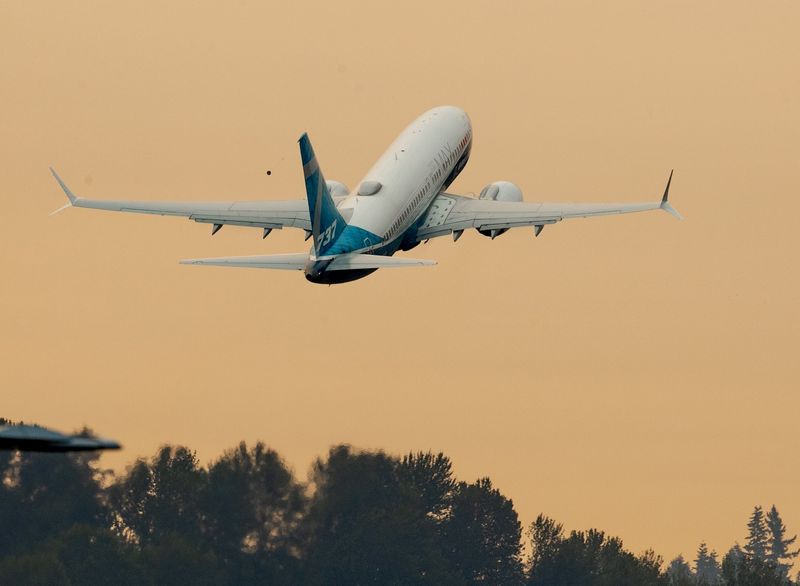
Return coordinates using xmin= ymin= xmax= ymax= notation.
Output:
xmin=333 ymin=106 xmax=472 ymax=256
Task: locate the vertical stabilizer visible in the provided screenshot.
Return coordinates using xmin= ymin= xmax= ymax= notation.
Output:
xmin=299 ymin=133 xmax=346 ymax=256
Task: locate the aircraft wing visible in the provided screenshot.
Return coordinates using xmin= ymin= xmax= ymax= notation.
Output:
xmin=414 ymin=171 xmax=681 ymax=242
xmin=50 ymin=168 xmax=311 ymax=234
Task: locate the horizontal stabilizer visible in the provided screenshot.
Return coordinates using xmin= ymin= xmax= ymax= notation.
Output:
xmin=180 ymin=253 xmax=308 ymax=270
xmin=328 ymin=254 xmax=436 ymax=271
xmin=179 ymin=252 xmax=436 ymax=271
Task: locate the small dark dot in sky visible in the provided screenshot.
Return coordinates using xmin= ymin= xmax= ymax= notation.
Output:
xmin=266 ymin=170 xmax=272 ymax=176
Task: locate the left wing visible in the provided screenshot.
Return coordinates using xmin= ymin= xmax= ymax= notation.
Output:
xmin=415 ymin=171 xmax=681 ymax=242
xmin=50 ymin=168 xmax=311 ymax=235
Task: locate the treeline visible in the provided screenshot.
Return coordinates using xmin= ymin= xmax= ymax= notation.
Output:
xmin=0 ymin=440 xmax=797 ymax=585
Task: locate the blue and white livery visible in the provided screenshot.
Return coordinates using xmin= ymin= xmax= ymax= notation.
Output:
xmin=50 ymin=106 xmax=681 ymax=284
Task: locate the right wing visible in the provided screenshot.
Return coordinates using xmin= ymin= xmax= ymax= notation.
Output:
xmin=414 ymin=171 xmax=681 ymax=242
xmin=50 ymin=168 xmax=311 ymax=234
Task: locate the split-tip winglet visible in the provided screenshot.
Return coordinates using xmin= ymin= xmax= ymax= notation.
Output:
xmin=659 ymin=169 xmax=683 ymax=220
xmin=49 ymin=167 xmax=79 ymax=215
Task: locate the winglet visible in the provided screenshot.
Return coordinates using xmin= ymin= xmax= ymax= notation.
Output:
xmin=49 ymin=167 xmax=79 ymax=215
xmin=659 ymin=169 xmax=683 ymax=220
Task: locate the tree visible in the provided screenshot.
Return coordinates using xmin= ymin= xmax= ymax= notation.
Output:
xmin=139 ymin=534 xmax=225 ymax=586
xmin=528 ymin=514 xmax=564 ymax=584
xmin=301 ymin=445 xmax=455 ymax=585
xmin=202 ymin=441 xmax=305 ymax=584
xmin=48 ymin=525 xmax=145 ymax=586
xmin=0 ymin=450 xmax=107 ymax=556
xmin=398 ymin=451 xmax=456 ymax=521
xmin=666 ymin=555 xmax=694 ymax=585
xmin=442 ymin=478 xmax=524 ymax=584
xmin=694 ymin=542 xmax=721 ymax=585
xmin=108 ymin=445 xmax=206 ymax=546
xmin=745 ymin=506 xmax=770 ymax=561
xmin=766 ymin=505 xmax=798 ymax=579
xmin=722 ymin=544 xmax=745 ymax=584
xmin=0 ymin=552 xmax=70 ymax=585
xmin=527 ymin=523 xmax=665 ymax=586
xmin=721 ymin=543 xmax=787 ymax=585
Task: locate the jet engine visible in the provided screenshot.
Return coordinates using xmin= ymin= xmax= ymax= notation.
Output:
xmin=477 ymin=181 xmax=523 ymax=238
xmin=326 ymin=180 xmax=350 ymax=198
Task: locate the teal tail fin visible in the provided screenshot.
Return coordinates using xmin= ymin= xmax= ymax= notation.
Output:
xmin=299 ymin=133 xmax=346 ymax=256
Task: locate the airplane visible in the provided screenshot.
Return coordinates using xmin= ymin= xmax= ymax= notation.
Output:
xmin=50 ymin=105 xmax=681 ymax=284
xmin=0 ymin=423 xmax=121 ymax=452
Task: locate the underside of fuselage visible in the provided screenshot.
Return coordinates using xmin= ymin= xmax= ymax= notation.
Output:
xmin=305 ymin=268 xmax=378 ymax=284
xmin=303 ymin=257 xmax=377 ymax=284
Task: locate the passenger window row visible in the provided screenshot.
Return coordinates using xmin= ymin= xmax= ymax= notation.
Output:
xmin=385 ymin=135 xmax=470 ymax=240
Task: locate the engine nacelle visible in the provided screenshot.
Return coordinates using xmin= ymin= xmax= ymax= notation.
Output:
xmin=477 ymin=181 xmax=523 ymax=238
xmin=326 ymin=180 xmax=350 ymax=198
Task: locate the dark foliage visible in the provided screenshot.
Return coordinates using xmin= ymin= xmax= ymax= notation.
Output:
xmin=0 ymin=436 xmax=798 ymax=585
xmin=528 ymin=516 xmax=665 ymax=586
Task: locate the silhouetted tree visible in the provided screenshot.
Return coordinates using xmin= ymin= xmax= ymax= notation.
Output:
xmin=442 ymin=478 xmax=524 ymax=584
xmin=0 ymin=451 xmax=107 ymax=556
xmin=527 ymin=522 xmax=665 ymax=586
xmin=0 ymin=552 xmax=70 ymax=585
xmin=528 ymin=514 xmax=565 ymax=584
xmin=108 ymin=445 xmax=206 ymax=546
xmin=301 ymin=445 xmax=455 ymax=585
xmin=139 ymin=534 xmax=225 ymax=586
xmin=201 ymin=441 xmax=305 ymax=584
xmin=766 ymin=505 xmax=798 ymax=579
xmin=6 ymin=430 xmax=800 ymax=585
xmin=398 ymin=451 xmax=457 ymax=521
xmin=46 ymin=525 xmax=145 ymax=586
xmin=721 ymin=544 xmax=787 ymax=586
xmin=722 ymin=544 xmax=745 ymax=584
xmin=695 ymin=541 xmax=721 ymax=585
xmin=745 ymin=506 xmax=771 ymax=561
xmin=666 ymin=555 xmax=694 ymax=585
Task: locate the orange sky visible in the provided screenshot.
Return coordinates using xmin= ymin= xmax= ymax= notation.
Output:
xmin=2 ymin=0 xmax=799 ymax=564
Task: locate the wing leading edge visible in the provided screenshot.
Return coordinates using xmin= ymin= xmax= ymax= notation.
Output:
xmin=49 ymin=168 xmax=311 ymax=233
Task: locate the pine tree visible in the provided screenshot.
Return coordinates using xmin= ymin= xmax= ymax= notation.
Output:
xmin=666 ymin=555 xmax=694 ymax=586
xmin=695 ymin=541 xmax=721 ymax=585
xmin=744 ymin=505 xmax=770 ymax=561
xmin=721 ymin=545 xmax=744 ymax=584
xmin=765 ymin=505 xmax=798 ymax=579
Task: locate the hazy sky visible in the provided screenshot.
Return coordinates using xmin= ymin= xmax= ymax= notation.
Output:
xmin=2 ymin=0 xmax=799 ymax=563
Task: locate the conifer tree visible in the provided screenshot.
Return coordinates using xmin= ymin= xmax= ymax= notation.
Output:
xmin=721 ymin=544 xmax=744 ymax=584
xmin=695 ymin=542 xmax=721 ymax=585
xmin=666 ymin=555 xmax=694 ymax=585
xmin=765 ymin=505 xmax=798 ymax=579
xmin=744 ymin=506 xmax=770 ymax=561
